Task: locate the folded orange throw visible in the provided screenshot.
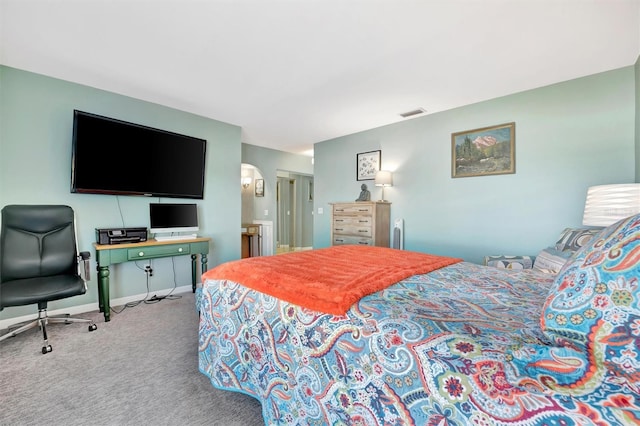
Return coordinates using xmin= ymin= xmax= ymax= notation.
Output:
xmin=202 ymin=245 xmax=461 ymax=315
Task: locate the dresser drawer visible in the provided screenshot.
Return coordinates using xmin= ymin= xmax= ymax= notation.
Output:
xmin=333 ymin=204 xmax=373 ymax=215
xmin=332 ymin=235 xmax=374 ymax=246
xmin=333 ymin=216 xmax=372 ymax=227
xmin=128 ymin=244 xmax=191 ymax=260
xmin=332 ymin=224 xmax=372 ymax=237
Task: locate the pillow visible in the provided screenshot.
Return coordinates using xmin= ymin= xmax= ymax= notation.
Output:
xmin=483 ymin=255 xmax=533 ymax=269
xmin=554 ymin=227 xmax=601 ymax=252
xmin=539 ymin=213 xmax=640 ymax=390
xmin=532 ymin=247 xmax=572 ymax=274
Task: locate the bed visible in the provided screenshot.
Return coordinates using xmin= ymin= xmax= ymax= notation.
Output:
xmin=197 ymin=213 xmax=640 ymax=425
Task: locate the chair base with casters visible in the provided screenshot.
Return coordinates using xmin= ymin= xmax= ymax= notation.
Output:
xmin=0 ymin=302 xmax=97 ymax=354
xmin=0 ymin=204 xmax=98 ymax=354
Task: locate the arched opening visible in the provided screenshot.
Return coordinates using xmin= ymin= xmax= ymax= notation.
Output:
xmin=241 ymin=163 xmax=273 ymax=257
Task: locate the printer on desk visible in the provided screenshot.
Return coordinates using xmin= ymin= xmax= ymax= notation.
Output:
xmin=96 ymin=227 xmax=148 ymax=245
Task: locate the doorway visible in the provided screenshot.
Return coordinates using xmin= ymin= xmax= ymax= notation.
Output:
xmin=276 ymin=171 xmax=313 ymax=254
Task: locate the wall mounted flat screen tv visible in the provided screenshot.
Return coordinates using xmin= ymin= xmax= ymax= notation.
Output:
xmin=71 ymin=110 xmax=207 ymax=199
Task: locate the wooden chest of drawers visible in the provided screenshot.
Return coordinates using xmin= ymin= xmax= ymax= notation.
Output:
xmin=330 ymin=201 xmax=391 ymax=247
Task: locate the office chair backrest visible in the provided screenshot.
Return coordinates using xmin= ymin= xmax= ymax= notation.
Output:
xmin=1 ymin=205 xmax=78 ymax=282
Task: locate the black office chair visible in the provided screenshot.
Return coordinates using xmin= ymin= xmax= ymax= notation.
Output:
xmin=0 ymin=205 xmax=97 ymax=354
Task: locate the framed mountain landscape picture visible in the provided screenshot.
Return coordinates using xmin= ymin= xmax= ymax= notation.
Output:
xmin=451 ymin=122 xmax=515 ymax=178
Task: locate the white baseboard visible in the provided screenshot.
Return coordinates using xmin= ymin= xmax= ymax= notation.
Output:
xmin=0 ymin=285 xmax=193 ymax=330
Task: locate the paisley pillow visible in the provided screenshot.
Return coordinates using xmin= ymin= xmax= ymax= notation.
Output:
xmin=539 ymin=213 xmax=640 ymax=390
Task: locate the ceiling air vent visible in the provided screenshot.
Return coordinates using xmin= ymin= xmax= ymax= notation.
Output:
xmin=399 ymin=108 xmax=426 ymax=118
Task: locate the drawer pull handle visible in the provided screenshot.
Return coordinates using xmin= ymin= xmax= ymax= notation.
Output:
xmin=358 ymin=230 xmax=368 ymax=233
xmin=138 ymin=252 xmax=145 ymax=257
xmin=335 ymin=239 xmax=344 ymax=242
xmin=178 ymin=248 xmax=183 ymax=253
xmin=335 ymin=228 xmax=343 ymax=231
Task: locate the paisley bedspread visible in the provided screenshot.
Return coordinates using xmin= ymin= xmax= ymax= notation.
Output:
xmin=197 ymin=261 xmax=637 ymax=425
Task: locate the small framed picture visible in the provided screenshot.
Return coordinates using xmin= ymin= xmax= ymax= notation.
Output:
xmin=255 ymin=179 xmax=264 ymax=197
xmin=356 ymin=150 xmax=381 ymax=181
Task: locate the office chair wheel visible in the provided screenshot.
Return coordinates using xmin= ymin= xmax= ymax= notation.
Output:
xmin=88 ymin=323 xmax=97 ymax=332
xmin=42 ymin=345 xmax=52 ymax=354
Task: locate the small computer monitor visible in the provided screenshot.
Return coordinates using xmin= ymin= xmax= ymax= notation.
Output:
xmin=149 ymin=203 xmax=199 ymax=234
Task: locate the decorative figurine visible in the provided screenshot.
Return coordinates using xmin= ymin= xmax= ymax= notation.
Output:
xmin=356 ymin=183 xmax=371 ymax=201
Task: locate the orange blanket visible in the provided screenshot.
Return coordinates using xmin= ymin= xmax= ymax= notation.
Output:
xmin=202 ymin=245 xmax=462 ymax=315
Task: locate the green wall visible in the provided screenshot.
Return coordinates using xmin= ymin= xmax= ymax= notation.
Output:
xmin=313 ymin=67 xmax=636 ymax=263
xmin=0 ymin=66 xmax=242 ymax=320
xmin=1 ymin=63 xmax=637 ymax=322
xmin=241 ymin=143 xmax=313 ymax=251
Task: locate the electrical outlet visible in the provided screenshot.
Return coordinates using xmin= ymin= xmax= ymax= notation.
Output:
xmin=318 ymin=207 xmax=324 ymax=214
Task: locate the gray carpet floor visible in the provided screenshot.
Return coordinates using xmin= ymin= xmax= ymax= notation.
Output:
xmin=0 ymin=292 xmax=264 ymax=426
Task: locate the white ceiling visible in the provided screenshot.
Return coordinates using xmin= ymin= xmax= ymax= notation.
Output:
xmin=1 ymin=0 xmax=639 ymax=156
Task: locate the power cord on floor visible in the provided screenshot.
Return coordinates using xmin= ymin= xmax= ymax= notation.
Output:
xmin=146 ymin=256 xmax=183 ymax=303
xmin=110 ymin=261 xmax=182 ymax=314
xmin=109 ymin=268 xmax=151 ymax=314
xmin=146 ymin=293 xmax=181 ymax=303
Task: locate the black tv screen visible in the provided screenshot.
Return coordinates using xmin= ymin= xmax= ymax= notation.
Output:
xmin=149 ymin=203 xmax=199 ymax=234
xmin=71 ymin=110 xmax=207 ymax=199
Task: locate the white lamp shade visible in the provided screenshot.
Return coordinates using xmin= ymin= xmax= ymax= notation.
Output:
xmin=582 ymin=183 xmax=640 ymax=226
xmin=375 ymin=170 xmax=393 ymax=187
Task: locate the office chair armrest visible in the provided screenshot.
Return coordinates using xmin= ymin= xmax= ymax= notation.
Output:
xmin=78 ymin=251 xmax=91 ymax=281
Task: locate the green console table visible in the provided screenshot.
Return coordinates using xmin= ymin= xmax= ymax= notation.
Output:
xmin=94 ymin=237 xmax=210 ymax=322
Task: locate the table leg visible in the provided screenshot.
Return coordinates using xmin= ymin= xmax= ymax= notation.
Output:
xmin=96 ymin=265 xmax=104 ymax=313
xmin=191 ymin=254 xmax=197 ymax=293
xmin=201 ymin=253 xmax=208 ymax=272
xmin=97 ymin=266 xmax=111 ymax=322
xmin=191 ymin=253 xmax=209 ymax=293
